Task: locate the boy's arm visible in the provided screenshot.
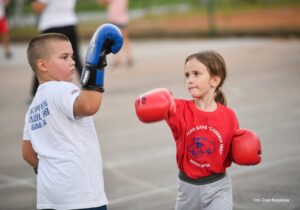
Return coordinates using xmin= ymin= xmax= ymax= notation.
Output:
xmin=74 ymin=24 xmax=123 ymax=117
xmin=22 ymin=140 xmax=38 ymax=169
xmin=73 ymin=90 xmax=103 ymax=117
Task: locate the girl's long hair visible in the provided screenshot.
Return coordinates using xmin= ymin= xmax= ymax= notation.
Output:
xmin=185 ymin=50 xmax=227 ymax=106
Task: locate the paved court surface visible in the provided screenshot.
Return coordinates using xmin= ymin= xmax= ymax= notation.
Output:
xmin=0 ymin=37 xmax=300 ymax=210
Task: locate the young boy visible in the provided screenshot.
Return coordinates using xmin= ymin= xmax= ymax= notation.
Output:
xmin=22 ymin=24 xmax=123 ymax=210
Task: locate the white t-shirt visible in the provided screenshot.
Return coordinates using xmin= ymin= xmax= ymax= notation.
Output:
xmin=0 ymin=0 xmax=5 ymax=18
xmin=37 ymin=0 xmax=77 ymax=32
xmin=23 ymin=81 xmax=108 ymax=209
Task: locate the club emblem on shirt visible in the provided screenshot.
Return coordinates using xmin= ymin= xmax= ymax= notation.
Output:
xmin=188 ymin=136 xmax=216 ymax=158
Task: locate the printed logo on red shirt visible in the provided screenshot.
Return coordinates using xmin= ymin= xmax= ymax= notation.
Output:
xmin=186 ymin=125 xmax=224 ymax=157
xmin=188 ymin=137 xmax=216 ymax=158
xmin=186 ymin=126 xmax=224 ymax=170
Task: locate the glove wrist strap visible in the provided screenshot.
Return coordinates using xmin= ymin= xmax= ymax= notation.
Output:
xmin=81 ymin=65 xmax=105 ymax=92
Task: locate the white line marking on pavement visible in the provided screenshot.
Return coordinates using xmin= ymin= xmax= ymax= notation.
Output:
xmin=230 ymin=153 xmax=300 ymax=177
xmin=108 ymin=153 xmax=300 ymax=205
xmin=104 ymin=147 xmax=174 ymax=169
xmin=0 ymin=174 xmax=36 ymax=190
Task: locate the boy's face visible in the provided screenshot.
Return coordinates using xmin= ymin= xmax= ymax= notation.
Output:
xmin=44 ymin=40 xmax=75 ymax=82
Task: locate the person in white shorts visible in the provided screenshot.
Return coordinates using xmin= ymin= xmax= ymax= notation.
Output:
xmin=30 ymin=0 xmax=83 ymax=98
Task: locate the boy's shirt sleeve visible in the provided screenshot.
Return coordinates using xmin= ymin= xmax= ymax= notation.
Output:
xmin=23 ymin=112 xmax=31 ymax=141
xmin=54 ymin=82 xmax=81 ymax=121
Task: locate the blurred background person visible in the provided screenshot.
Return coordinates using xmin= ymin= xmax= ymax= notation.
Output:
xmin=30 ymin=0 xmax=83 ymax=98
xmin=0 ymin=0 xmax=12 ymax=59
xmin=98 ymin=0 xmax=133 ymax=67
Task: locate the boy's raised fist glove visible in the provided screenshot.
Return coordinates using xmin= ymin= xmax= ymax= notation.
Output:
xmin=81 ymin=23 xmax=123 ymax=92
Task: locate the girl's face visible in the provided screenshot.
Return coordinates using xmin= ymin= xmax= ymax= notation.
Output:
xmin=184 ymin=58 xmax=220 ymax=99
xmin=44 ymin=40 xmax=75 ymax=82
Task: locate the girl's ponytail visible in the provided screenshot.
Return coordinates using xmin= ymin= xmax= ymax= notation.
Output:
xmin=215 ymin=89 xmax=227 ymax=106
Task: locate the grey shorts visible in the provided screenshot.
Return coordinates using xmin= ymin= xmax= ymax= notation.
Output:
xmin=175 ymin=173 xmax=232 ymax=210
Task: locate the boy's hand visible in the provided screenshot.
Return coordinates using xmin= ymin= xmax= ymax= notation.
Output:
xmin=81 ymin=23 xmax=123 ymax=92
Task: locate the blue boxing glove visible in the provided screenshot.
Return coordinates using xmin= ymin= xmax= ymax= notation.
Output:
xmin=81 ymin=23 xmax=123 ymax=92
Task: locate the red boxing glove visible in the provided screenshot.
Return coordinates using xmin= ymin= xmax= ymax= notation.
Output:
xmin=231 ymin=129 xmax=262 ymax=165
xmin=135 ymin=88 xmax=176 ymax=123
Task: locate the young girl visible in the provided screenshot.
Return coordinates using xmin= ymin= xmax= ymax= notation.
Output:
xmin=135 ymin=50 xmax=261 ymax=210
xmin=170 ymin=50 xmax=237 ymax=210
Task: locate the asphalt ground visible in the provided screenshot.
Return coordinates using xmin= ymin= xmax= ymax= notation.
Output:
xmin=0 ymin=37 xmax=299 ymax=210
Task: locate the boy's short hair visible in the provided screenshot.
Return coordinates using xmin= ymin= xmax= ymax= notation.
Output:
xmin=27 ymin=33 xmax=70 ymax=73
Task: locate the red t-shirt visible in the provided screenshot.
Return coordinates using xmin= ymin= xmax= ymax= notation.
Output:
xmin=166 ymin=99 xmax=239 ymax=179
